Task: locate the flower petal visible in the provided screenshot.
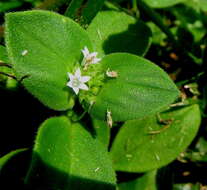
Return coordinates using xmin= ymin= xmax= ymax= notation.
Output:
xmin=80 ymin=76 xmax=91 ymax=83
xmin=92 ymin=58 xmax=101 ymax=64
xmin=67 ymin=72 xmax=74 ymax=81
xmin=73 ymin=87 xmax=79 ymax=95
xmin=82 ymin=46 xmax=89 ymax=57
xmin=67 ymin=81 xmax=73 ymax=88
xmin=90 ymin=52 xmax=98 ymax=57
xmin=79 ymin=83 xmax=89 ymax=91
xmin=75 ymin=68 xmax=81 ymax=78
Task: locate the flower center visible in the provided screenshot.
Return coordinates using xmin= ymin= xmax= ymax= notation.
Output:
xmin=86 ymin=55 xmax=95 ymax=63
xmin=72 ymin=78 xmax=81 ymax=87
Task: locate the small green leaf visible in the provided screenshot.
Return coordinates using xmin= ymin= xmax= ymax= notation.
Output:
xmin=0 ymin=148 xmax=30 ymax=189
xmin=5 ymin=10 xmax=92 ymax=111
xmin=25 ymin=116 xmax=116 ymax=189
xmin=87 ymin=11 xmax=152 ymax=57
xmin=185 ymin=137 xmax=207 ymax=162
xmin=147 ymin=22 xmax=167 ymax=45
xmin=0 ymin=148 xmax=27 ymax=172
xmin=110 ymin=104 xmax=201 ymax=172
xmin=90 ymin=53 xmax=179 ymax=122
xmin=143 ymin=0 xmax=185 ymax=8
xmin=118 ymin=171 xmax=157 ymax=190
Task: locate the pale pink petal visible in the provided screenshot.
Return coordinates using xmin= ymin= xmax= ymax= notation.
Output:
xmin=92 ymin=58 xmax=101 ymax=64
xmin=79 ymin=83 xmax=89 ymax=90
xmin=90 ymin=52 xmax=98 ymax=57
xmin=80 ymin=76 xmax=91 ymax=83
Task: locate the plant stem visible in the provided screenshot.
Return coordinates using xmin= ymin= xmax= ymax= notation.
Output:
xmin=0 ymin=62 xmax=12 ymax=68
xmin=0 ymin=26 xmax=4 ymax=38
xmin=132 ymin=0 xmax=139 ymax=18
xmin=0 ymin=72 xmax=17 ymax=80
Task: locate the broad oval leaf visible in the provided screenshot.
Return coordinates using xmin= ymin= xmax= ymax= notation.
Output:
xmin=110 ymin=104 xmax=201 ymax=172
xmin=25 ymin=116 xmax=116 ymax=189
xmin=87 ymin=11 xmax=152 ymax=57
xmin=143 ymin=0 xmax=185 ymax=8
xmin=90 ymin=53 xmax=179 ymax=122
xmin=5 ymin=10 xmax=92 ymax=110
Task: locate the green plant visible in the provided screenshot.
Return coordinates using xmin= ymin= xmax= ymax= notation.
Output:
xmin=0 ymin=0 xmax=206 ymax=189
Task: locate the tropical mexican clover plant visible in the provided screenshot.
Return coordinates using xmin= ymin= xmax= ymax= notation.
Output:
xmin=0 ymin=3 xmax=201 ymax=189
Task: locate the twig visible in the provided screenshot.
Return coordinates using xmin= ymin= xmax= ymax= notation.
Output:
xmin=148 ymin=125 xmax=170 ymax=135
xmin=0 ymin=71 xmax=17 ymax=80
xmin=0 ymin=26 xmax=4 ymax=38
xmin=0 ymin=62 xmax=12 ymax=68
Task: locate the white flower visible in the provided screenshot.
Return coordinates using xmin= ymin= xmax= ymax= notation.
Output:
xmin=67 ymin=68 xmax=91 ymax=95
xmin=82 ymin=46 xmax=101 ymax=66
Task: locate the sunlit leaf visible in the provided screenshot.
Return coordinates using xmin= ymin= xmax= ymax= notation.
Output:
xmin=110 ymin=105 xmax=201 ymax=172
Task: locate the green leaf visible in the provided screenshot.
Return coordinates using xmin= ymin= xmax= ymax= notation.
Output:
xmin=0 ymin=46 xmax=16 ymax=85
xmin=118 ymin=171 xmax=157 ymax=190
xmin=82 ymin=0 xmax=106 ymax=25
xmin=110 ymin=104 xmax=201 ymax=172
xmin=0 ymin=1 xmax=22 ymax=13
xmin=143 ymin=0 xmax=185 ymax=8
xmin=171 ymin=5 xmax=206 ymax=42
xmin=0 ymin=148 xmax=27 ymax=172
xmin=92 ymin=118 xmax=110 ymax=147
xmin=5 ymin=10 xmax=92 ymax=111
xmin=90 ymin=53 xmax=179 ymax=122
xmin=87 ymin=11 xmax=152 ymax=57
xmin=185 ymin=137 xmax=207 ymax=162
xmin=65 ymin=0 xmax=85 ymax=19
xmin=65 ymin=0 xmax=106 ymax=25
xmin=199 ymin=0 xmax=207 ymax=11
xmin=25 ymin=116 xmax=116 ymax=189
xmin=187 ymin=0 xmax=207 ymax=12
xmin=147 ymin=22 xmax=167 ymax=45
xmin=0 ymin=45 xmax=9 ymax=63
xmin=0 ymin=148 xmax=30 ymax=189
